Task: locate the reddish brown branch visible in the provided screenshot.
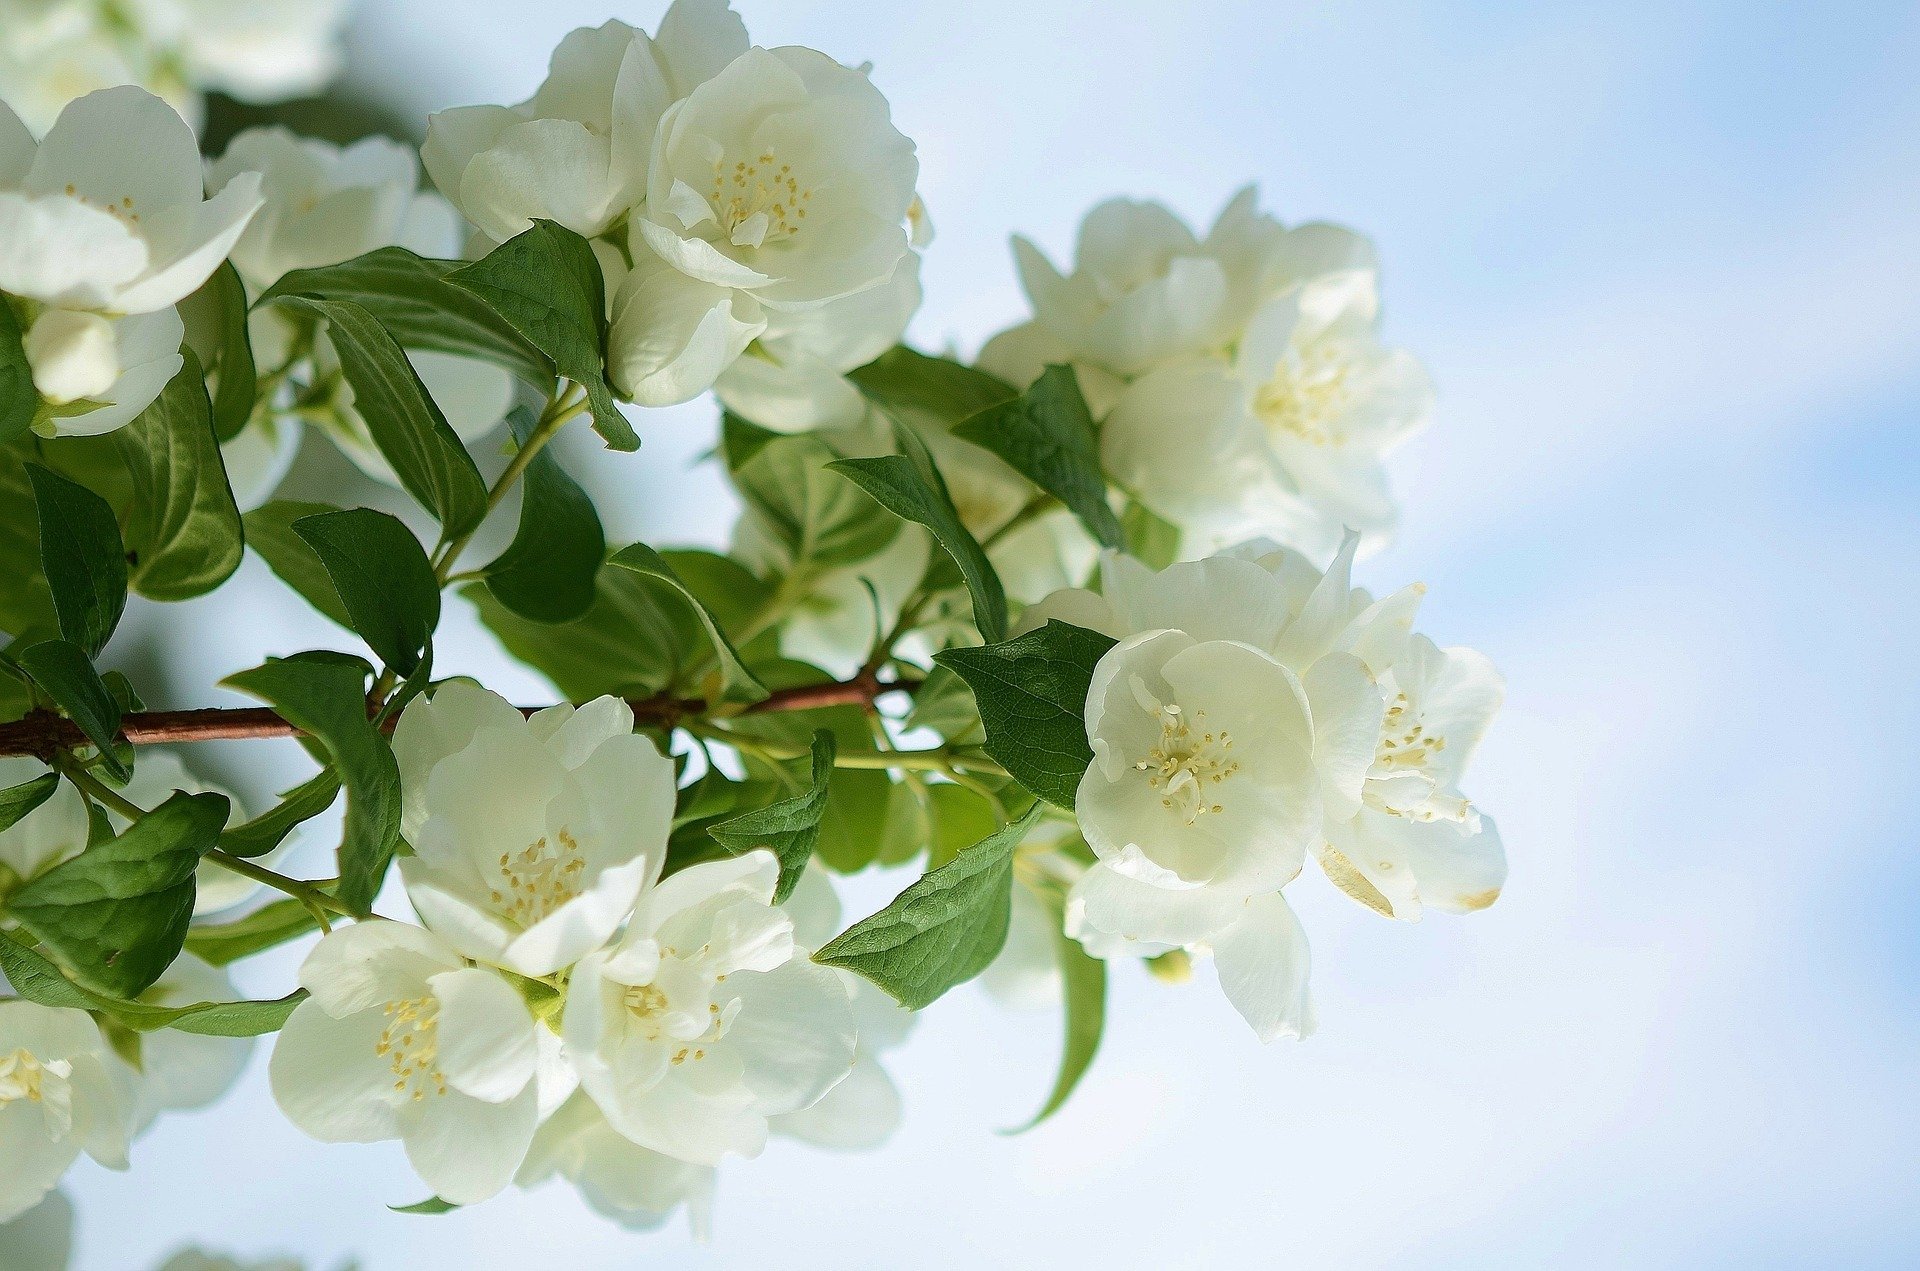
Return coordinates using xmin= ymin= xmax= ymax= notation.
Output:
xmin=0 ymin=674 xmax=910 ymax=760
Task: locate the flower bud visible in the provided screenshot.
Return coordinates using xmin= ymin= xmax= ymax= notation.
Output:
xmin=24 ymin=310 xmax=120 ymax=405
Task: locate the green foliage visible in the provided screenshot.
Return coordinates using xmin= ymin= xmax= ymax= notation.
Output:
xmin=467 ymin=564 xmax=682 ymax=702
xmin=113 ymin=350 xmax=245 ymax=601
xmin=26 ymin=462 xmax=126 ymax=657
xmin=0 ymin=932 xmax=304 ymax=1035
xmin=219 ymin=769 xmax=341 ymax=860
xmin=293 ymin=508 xmax=439 ymax=676
xmin=192 ymin=262 xmax=256 ymax=442
xmin=14 ymin=639 xmax=128 ymax=780
xmin=816 ymin=803 xmax=1041 ymax=1009
xmin=390 ymin=1197 xmax=461 ymax=1216
xmin=243 ymin=499 xmax=352 ymax=626
xmin=829 ymin=423 xmax=1009 ymax=642
xmin=708 ymin=729 xmax=834 ymax=902
xmin=955 ymin=364 xmax=1123 ymax=549
xmin=223 ymin=653 xmax=400 ymax=916
xmin=727 ymin=418 xmax=903 ymax=578
xmin=1122 ymin=500 xmax=1181 ymax=570
xmin=0 ymin=299 xmax=35 ymax=445
xmin=267 ymin=296 xmax=489 ymax=536
xmin=925 ymin=782 xmax=1000 ymax=870
xmin=483 ymin=406 xmax=606 ymax=624
xmin=608 ymin=542 xmax=766 ymax=703
xmin=847 ymin=346 xmax=1017 ymax=438
xmin=0 ymin=771 xmax=59 ymax=832
xmin=7 ymin=790 xmax=228 ymax=998
xmin=0 ymin=445 xmax=57 ymax=637
xmin=1012 ymin=884 xmax=1106 ymax=1131
xmin=934 ymin=620 xmax=1118 ymax=809
xmin=260 ymin=246 xmax=552 ymax=388
xmin=449 ymin=221 xmax=636 ymax=451
xmin=183 ymin=897 xmax=323 ymax=966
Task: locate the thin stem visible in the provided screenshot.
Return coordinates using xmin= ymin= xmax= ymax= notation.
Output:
xmin=55 ymin=758 xmax=144 ymax=821
xmin=431 ymin=382 xmax=588 ymax=583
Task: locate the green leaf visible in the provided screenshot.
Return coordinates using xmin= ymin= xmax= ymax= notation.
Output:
xmin=198 ymin=262 xmax=256 ymax=442
xmin=926 ymin=781 xmax=1000 ymax=870
xmin=112 ymin=349 xmax=245 ymax=601
xmin=183 ymin=897 xmax=322 ymax=966
xmin=608 ymin=542 xmax=766 ymax=703
xmin=905 ymin=664 xmax=984 ymax=746
xmin=448 ymin=220 xmax=636 ymax=451
xmin=266 ymin=296 xmax=488 ymax=536
xmin=219 ymin=769 xmax=341 ymax=859
xmin=1122 ymin=500 xmax=1181 ymax=571
xmin=26 ymin=463 xmax=126 ymax=656
xmin=1010 ymin=887 xmax=1106 ymax=1131
xmin=223 ymin=653 xmax=400 ymax=916
xmin=728 ymin=421 xmax=903 ymax=577
xmin=829 ymin=423 xmax=1008 ymax=642
xmin=847 ymin=346 xmax=1018 ymax=438
xmin=816 ymin=803 xmax=1041 ymax=1009
xmin=465 ymin=565 xmax=684 ymax=703
xmin=0 ymin=298 xmax=37 ymax=444
xmin=954 ymin=364 xmax=1122 ymax=550
xmin=708 ymin=730 xmax=833 ymax=903
xmin=933 ymin=621 xmax=1118 ymax=809
xmin=14 ymin=639 xmax=127 ymax=780
xmin=0 ymin=771 xmax=59 ymax=832
xmin=243 ymin=499 xmax=351 ymax=626
xmin=260 ymin=246 xmax=552 ymax=387
xmin=482 ymin=405 xmax=606 ymax=624
xmin=292 ymin=508 xmax=439 ymax=676
xmin=390 ymin=1197 xmax=461 ymax=1216
xmin=0 ymin=930 xmax=304 ymax=1033
xmin=0 ymin=444 xmax=57 ymax=637
xmin=8 ymin=790 xmax=228 ymax=997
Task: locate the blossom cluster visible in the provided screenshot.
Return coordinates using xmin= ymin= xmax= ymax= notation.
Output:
xmin=0 ymin=0 xmax=1506 ymax=1248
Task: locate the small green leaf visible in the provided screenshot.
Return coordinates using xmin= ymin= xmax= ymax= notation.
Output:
xmin=933 ymin=621 xmax=1118 ymax=809
xmin=466 ymin=565 xmax=685 ymax=703
xmin=198 ymin=262 xmax=256 ymax=442
xmin=219 ymin=769 xmax=341 ymax=859
xmin=183 ymin=897 xmax=322 ymax=966
xmin=390 ymin=1197 xmax=461 ymax=1215
xmin=847 ymin=346 xmax=1017 ymax=437
xmin=293 ymin=508 xmax=439 ymax=676
xmin=829 ymin=424 xmax=1008 ymax=642
xmin=260 ymin=246 xmax=551 ymax=388
xmin=483 ymin=405 xmax=606 ymax=624
xmin=926 ymin=782 xmax=1000 ymax=870
xmin=1122 ymin=500 xmax=1181 ymax=571
xmin=448 ymin=220 xmax=636 ymax=450
xmin=816 ymin=803 xmax=1041 ymax=1009
xmin=266 ymin=296 xmax=488 ymax=536
xmin=0 ymin=772 xmax=59 ymax=832
xmin=955 ymin=364 xmax=1122 ymax=549
xmin=113 ymin=350 xmax=245 ymax=601
xmin=0 ymin=930 xmax=304 ymax=1033
xmin=223 ymin=653 xmax=400 ymax=916
xmin=26 ymin=463 xmax=126 ymax=656
xmin=243 ymin=499 xmax=351 ymax=626
xmin=1010 ymin=886 xmax=1106 ymax=1131
xmin=14 ymin=639 xmax=127 ymax=780
xmin=708 ymin=730 xmax=833 ymax=903
xmin=728 ymin=421 xmax=903 ymax=578
xmin=8 ymin=790 xmax=228 ymax=997
xmin=608 ymin=542 xmax=766 ymax=703
xmin=0 ymin=298 xmax=37 ymax=444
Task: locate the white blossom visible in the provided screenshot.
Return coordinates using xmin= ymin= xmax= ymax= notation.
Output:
xmin=563 ymin=850 xmax=856 ymax=1166
xmin=117 ymin=954 xmax=252 ymax=1134
xmin=392 ymin=684 xmax=674 ymax=979
xmin=517 ymin=1093 xmax=717 ymax=1237
xmin=269 ymin=920 xmax=540 ymax=1205
xmin=0 ymin=1001 xmax=130 ymax=1223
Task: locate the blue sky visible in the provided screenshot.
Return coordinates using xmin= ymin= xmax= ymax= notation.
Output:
xmin=43 ymin=2 xmax=1920 ymax=1266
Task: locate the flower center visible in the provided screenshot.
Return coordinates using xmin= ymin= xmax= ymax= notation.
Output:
xmin=375 ymin=996 xmax=446 ymax=1101
xmin=61 ymin=183 xmax=142 ymax=224
xmin=489 ymin=829 xmax=586 ymax=926
xmin=0 ymin=1047 xmax=77 ymax=1133
xmin=1366 ymin=692 xmax=1466 ymax=822
xmin=622 ymin=957 xmax=740 ymax=1067
xmin=710 ymin=150 xmax=813 ymax=248
xmin=1253 ymin=340 xmax=1352 ymax=446
xmin=1134 ymin=701 xmax=1240 ymax=825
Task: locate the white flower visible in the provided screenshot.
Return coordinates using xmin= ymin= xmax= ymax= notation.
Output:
xmin=118 ymin=954 xmax=252 ymax=1133
xmin=205 ymin=127 xmax=512 ymax=499
xmin=563 ymin=850 xmax=856 ymax=1166
xmin=0 ymin=5 xmax=158 ymax=137
xmin=0 ymin=1000 xmax=130 ymax=1223
xmin=610 ymin=45 xmax=919 ymax=405
xmin=714 ymin=251 xmax=922 ymax=433
xmin=392 ymin=684 xmax=674 ymax=979
xmin=421 ymin=3 xmax=749 ymax=244
xmin=517 ymin=1093 xmax=716 ymax=1237
xmin=269 ymin=920 xmax=540 ymax=1205
xmin=0 ymin=87 xmax=259 ymax=314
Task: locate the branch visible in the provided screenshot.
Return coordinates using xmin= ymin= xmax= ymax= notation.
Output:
xmin=0 ymin=674 xmax=911 ymax=759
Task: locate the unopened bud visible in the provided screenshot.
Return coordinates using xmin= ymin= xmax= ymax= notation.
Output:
xmin=1146 ymin=948 xmax=1191 ymax=984
xmin=25 ymin=309 xmax=119 ymax=404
